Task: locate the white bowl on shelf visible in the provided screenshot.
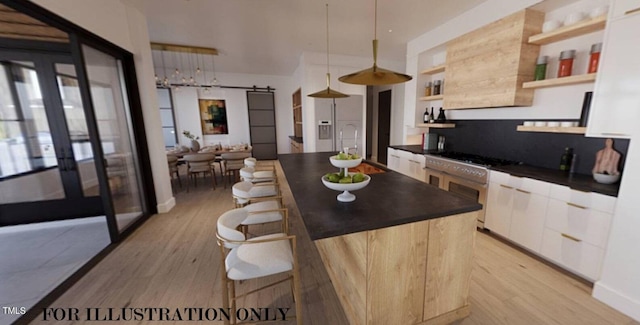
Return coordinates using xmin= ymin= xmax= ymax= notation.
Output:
xmin=564 ymin=12 xmax=586 ymax=26
xmin=560 ymin=121 xmax=579 ymax=127
xmin=322 ymin=173 xmax=371 ymax=202
xmin=329 ymin=155 xmax=363 ymax=169
xmin=547 ymin=121 xmax=561 ymax=127
xmin=542 ymin=20 xmax=562 ymax=32
xmin=523 ymin=121 xmax=535 ymax=126
xmin=534 ymin=121 xmax=547 ymax=127
xmin=593 ymin=173 xmax=620 ymax=184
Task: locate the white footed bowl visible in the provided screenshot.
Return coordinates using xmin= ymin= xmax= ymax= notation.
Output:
xmin=593 ymin=173 xmax=620 ymax=184
xmin=322 ymin=173 xmax=371 ymax=202
xmin=329 ymin=155 xmax=363 ymax=169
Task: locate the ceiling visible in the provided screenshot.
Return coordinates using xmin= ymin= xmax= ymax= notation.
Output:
xmin=135 ymin=0 xmax=486 ymax=76
xmin=0 ymin=3 xmax=68 ymax=43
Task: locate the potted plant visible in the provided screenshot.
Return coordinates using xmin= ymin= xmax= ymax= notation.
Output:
xmin=182 ymin=130 xmax=200 ymax=152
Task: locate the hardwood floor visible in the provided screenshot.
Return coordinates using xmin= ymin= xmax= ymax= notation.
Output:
xmin=30 ymin=162 xmax=638 ymax=325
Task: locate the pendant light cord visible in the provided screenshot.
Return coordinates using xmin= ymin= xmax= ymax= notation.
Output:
xmin=326 ymin=4 xmax=330 ymax=75
xmin=372 ymin=0 xmax=378 ymax=68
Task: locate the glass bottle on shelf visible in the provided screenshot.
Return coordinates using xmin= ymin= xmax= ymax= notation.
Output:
xmin=424 ymin=82 xmax=432 ymax=97
xmin=588 ymin=43 xmax=602 ymax=74
xmin=557 ymin=50 xmax=575 ymax=78
xmin=429 ymin=107 xmax=435 ymax=123
xmin=436 ymin=107 xmax=446 ymax=123
xmin=423 ymin=108 xmax=429 ymax=123
xmin=433 ymin=80 xmax=441 ymax=95
xmin=534 ymin=55 xmax=548 ymax=81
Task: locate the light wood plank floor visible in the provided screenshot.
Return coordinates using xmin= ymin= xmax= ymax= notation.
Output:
xmin=30 ymin=162 xmax=638 ymax=325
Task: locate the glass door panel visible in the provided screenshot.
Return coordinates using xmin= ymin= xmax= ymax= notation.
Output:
xmin=55 ymin=63 xmax=99 ymax=197
xmin=0 ymin=52 xmax=103 ymax=226
xmin=82 ymin=45 xmax=144 ymax=232
xmin=0 ymin=60 xmax=65 ymax=204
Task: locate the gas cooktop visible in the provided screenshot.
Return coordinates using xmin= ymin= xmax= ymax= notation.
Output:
xmin=430 ymin=151 xmax=521 ymax=167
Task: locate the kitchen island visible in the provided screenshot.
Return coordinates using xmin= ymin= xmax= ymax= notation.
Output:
xmin=279 ymin=152 xmax=482 ymax=325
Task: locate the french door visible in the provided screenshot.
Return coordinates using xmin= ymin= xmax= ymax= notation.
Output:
xmin=0 ymin=50 xmax=103 ymax=225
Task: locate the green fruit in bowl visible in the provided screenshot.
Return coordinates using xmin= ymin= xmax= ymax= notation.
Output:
xmin=352 ymin=173 xmax=366 ymax=183
xmin=337 ymin=152 xmax=348 ymax=160
xmin=328 ymin=173 xmax=341 ymax=183
xmin=338 ymin=177 xmax=353 ymax=184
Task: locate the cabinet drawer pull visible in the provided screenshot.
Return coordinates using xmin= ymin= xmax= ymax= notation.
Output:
xmin=391 ymin=155 xmax=400 ymax=158
xmin=600 ymin=132 xmax=629 ymax=136
xmin=567 ymin=202 xmax=588 ymax=210
xmin=625 ymin=7 xmax=640 ymax=16
xmin=499 ymin=184 xmax=513 ymax=189
xmin=409 ymin=160 xmax=420 ymax=163
xmin=516 ymin=188 xmax=531 ymax=194
xmin=561 ymin=233 xmax=582 ymax=242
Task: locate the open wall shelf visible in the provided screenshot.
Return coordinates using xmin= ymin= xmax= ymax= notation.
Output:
xmin=528 ymin=15 xmax=606 ymax=45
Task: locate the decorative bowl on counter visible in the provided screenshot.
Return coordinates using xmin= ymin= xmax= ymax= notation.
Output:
xmin=321 ymin=173 xmax=370 ymax=202
xmin=329 ymin=155 xmax=363 ymax=169
xmin=593 ymin=172 xmax=620 ymax=184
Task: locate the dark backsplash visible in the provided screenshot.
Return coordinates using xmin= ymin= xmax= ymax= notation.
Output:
xmin=431 ymin=120 xmax=630 ymax=176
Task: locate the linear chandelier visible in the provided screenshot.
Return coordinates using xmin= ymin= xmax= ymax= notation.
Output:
xmin=151 ymin=42 xmax=220 ymax=90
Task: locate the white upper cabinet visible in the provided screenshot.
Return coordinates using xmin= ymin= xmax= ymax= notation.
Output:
xmin=586 ymin=11 xmax=640 ymax=139
xmin=611 ymin=0 xmax=640 ymax=20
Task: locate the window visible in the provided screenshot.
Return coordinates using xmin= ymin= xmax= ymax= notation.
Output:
xmin=157 ymin=88 xmax=177 ymax=148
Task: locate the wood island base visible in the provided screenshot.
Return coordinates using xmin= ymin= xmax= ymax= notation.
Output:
xmin=315 ymin=211 xmax=477 ymax=325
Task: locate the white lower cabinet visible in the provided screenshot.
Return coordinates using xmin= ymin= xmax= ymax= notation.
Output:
xmin=509 ymin=189 xmax=549 ymax=252
xmin=387 ymin=148 xmax=400 ymax=171
xmin=407 ymin=153 xmax=426 ymax=180
xmin=485 ymin=180 xmax=514 ymax=237
xmin=540 ymin=228 xmax=606 ymax=281
xmin=485 ymin=171 xmax=616 ymax=280
xmin=387 ymin=148 xmax=426 ymax=180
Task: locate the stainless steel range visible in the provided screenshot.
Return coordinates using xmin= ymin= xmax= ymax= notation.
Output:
xmin=424 ymin=152 xmax=519 ymax=228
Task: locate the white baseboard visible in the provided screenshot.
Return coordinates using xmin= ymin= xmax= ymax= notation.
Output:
xmin=593 ymin=282 xmax=640 ymax=322
xmin=156 ymin=196 xmax=176 ymax=213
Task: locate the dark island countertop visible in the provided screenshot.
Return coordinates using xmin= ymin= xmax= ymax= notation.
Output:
xmin=490 ymin=164 xmax=619 ymax=197
xmin=278 ymin=152 xmax=482 ymax=240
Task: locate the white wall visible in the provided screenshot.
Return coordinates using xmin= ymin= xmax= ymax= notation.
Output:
xmin=167 ymin=71 xmax=293 ymax=154
xmin=31 ymin=0 xmax=175 ymax=213
xmin=298 ymin=51 xmax=405 ymax=153
xmin=402 ymin=0 xmax=543 ymax=142
xmin=593 ymin=137 xmax=640 ymax=321
xmin=403 ymin=0 xmax=613 ymax=142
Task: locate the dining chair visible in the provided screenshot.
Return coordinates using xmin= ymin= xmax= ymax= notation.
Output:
xmin=183 ymin=153 xmax=217 ymax=192
xmin=221 ymin=152 xmax=252 ymax=188
xmin=200 ymin=146 xmax=225 ymax=177
xmin=216 ymin=208 xmax=302 ymax=325
xmin=167 ymin=154 xmax=181 ymax=189
xmin=231 ymin=181 xmax=282 ymax=208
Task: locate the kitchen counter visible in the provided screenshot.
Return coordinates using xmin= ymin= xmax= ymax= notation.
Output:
xmin=490 ymin=164 xmax=619 ymax=197
xmin=389 ymin=146 xmax=620 ymax=197
xmin=288 ymin=135 xmax=303 ymax=143
xmin=389 ymin=144 xmax=434 ymax=154
xmin=278 ymin=152 xmax=482 ymax=240
xmin=278 ymin=152 xmax=480 ymax=325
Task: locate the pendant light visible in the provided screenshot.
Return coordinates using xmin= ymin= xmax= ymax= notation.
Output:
xmin=308 ymin=4 xmax=349 ymax=98
xmin=338 ymin=0 xmax=412 ymax=85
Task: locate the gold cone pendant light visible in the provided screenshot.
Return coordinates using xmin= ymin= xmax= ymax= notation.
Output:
xmin=339 ymin=0 xmax=412 ymax=85
xmin=309 ymin=4 xmax=349 ymax=98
